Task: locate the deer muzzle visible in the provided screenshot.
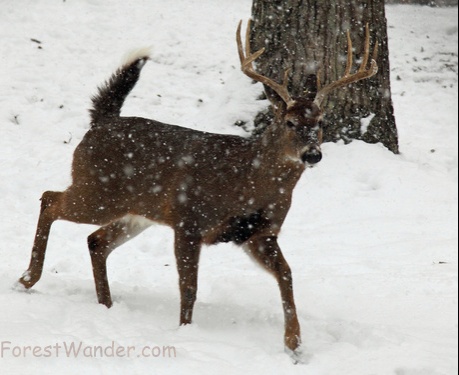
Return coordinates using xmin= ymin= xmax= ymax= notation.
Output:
xmin=301 ymin=145 xmax=322 ymax=165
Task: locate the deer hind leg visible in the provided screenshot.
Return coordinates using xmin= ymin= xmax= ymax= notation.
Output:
xmin=244 ymin=236 xmax=301 ymax=353
xmin=18 ymin=191 xmax=65 ymax=289
xmin=87 ymin=215 xmax=152 ymax=308
xmin=174 ymin=229 xmax=202 ymax=325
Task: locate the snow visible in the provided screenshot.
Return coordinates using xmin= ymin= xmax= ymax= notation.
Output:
xmin=0 ymin=1 xmax=457 ymax=374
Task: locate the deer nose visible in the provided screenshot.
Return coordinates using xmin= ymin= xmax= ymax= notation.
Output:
xmin=301 ymin=148 xmax=322 ymax=165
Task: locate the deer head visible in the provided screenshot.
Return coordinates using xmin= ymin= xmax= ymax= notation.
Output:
xmin=237 ymin=20 xmax=378 ymax=166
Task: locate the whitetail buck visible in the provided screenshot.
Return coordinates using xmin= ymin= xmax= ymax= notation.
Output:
xmin=18 ymin=21 xmax=377 ymax=356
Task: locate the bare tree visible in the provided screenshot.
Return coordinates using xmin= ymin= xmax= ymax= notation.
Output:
xmin=251 ymin=0 xmax=399 ymax=153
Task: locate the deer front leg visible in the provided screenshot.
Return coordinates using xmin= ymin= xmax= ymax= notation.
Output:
xmin=244 ymin=236 xmax=301 ymax=353
xmin=174 ymin=230 xmax=202 ymax=325
xmin=18 ymin=191 xmax=63 ymax=289
xmin=88 ymin=216 xmax=152 ymax=307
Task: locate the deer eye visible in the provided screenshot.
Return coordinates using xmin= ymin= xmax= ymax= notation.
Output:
xmin=286 ymin=121 xmax=296 ymax=128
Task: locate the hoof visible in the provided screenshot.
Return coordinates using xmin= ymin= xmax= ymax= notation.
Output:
xmin=12 ymin=280 xmax=28 ymax=292
xmin=12 ymin=279 xmax=38 ymax=294
xmin=285 ymin=333 xmax=301 ymax=353
xmin=17 ymin=271 xmax=37 ymax=289
xmin=285 ymin=346 xmax=309 ymax=365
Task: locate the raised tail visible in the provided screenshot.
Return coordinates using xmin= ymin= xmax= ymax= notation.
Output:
xmin=89 ymin=48 xmax=151 ymax=125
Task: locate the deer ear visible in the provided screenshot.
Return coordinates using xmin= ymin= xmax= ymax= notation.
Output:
xmin=303 ymin=74 xmax=318 ymax=101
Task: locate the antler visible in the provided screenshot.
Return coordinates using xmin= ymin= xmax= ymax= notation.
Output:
xmin=314 ymin=24 xmax=379 ymax=108
xmin=237 ymin=20 xmax=294 ymax=107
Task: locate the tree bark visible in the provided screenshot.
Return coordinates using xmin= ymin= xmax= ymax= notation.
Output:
xmin=251 ymin=0 xmax=399 ymax=154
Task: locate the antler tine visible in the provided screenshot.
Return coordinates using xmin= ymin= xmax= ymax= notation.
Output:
xmin=237 ymin=21 xmax=264 ymax=78
xmin=237 ymin=20 xmax=246 ymax=65
xmin=345 ymin=31 xmax=353 ymax=77
xmin=314 ymin=23 xmax=379 ymax=108
xmin=359 ymin=23 xmax=371 ymax=73
xmin=237 ymin=20 xmax=294 ymax=106
xmin=372 ymin=39 xmax=379 ymax=64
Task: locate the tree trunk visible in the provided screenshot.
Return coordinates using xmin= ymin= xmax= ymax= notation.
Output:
xmin=251 ymin=0 xmax=399 ymax=154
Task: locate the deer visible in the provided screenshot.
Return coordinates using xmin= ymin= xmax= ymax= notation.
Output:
xmin=17 ymin=20 xmax=377 ymax=357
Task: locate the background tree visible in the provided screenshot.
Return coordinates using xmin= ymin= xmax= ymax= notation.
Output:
xmin=250 ymin=0 xmax=399 ymax=154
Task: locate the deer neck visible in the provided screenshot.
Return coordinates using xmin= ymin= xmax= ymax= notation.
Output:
xmin=251 ymin=121 xmax=305 ymax=185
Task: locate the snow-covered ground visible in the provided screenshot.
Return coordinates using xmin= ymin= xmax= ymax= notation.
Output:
xmin=0 ymin=1 xmax=457 ymax=374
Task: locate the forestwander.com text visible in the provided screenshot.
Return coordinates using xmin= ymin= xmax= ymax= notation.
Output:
xmin=1 ymin=341 xmax=177 ymax=359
